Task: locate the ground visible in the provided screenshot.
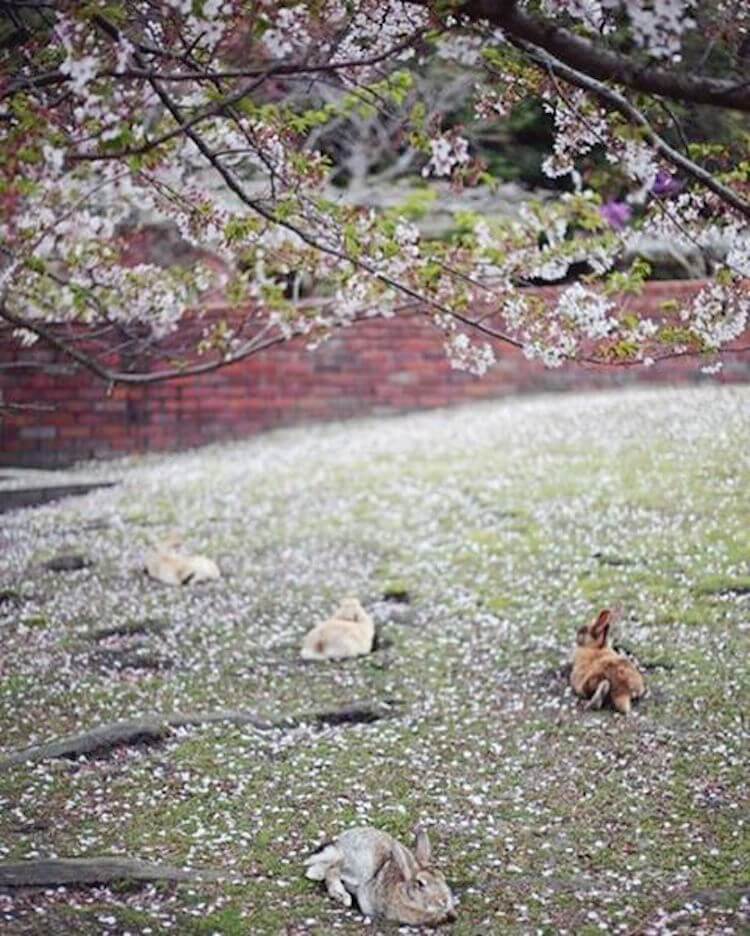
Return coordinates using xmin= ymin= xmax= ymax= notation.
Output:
xmin=0 ymin=385 xmax=748 ymax=935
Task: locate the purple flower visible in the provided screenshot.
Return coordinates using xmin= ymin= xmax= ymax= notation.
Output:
xmin=651 ymin=170 xmax=683 ymax=197
xmin=600 ymin=200 xmax=632 ymax=230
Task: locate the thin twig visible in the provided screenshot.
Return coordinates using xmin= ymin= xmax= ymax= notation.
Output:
xmin=512 ymin=38 xmax=750 ymax=220
xmin=2 ymin=32 xmax=426 ymax=102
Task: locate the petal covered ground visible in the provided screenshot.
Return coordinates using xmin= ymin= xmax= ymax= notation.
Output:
xmin=0 ymin=386 xmax=749 ymax=934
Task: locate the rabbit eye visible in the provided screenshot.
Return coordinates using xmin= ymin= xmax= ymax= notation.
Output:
xmin=417 ymin=878 xmax=426 ymax=888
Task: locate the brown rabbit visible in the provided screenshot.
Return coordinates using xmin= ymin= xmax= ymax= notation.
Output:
xmin=571 ymin=609 xmax=646 ymax=715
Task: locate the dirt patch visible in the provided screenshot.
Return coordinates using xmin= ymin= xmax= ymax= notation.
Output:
xmin=87 ymin=648 xmax=175 ymax=673
xmin=41 ymin=554 xmax=92 ymax=573
xmin=0 ymin=589 xmax=23 ymax=607
xmin=87 ymin=618 xmax=171 ymax=641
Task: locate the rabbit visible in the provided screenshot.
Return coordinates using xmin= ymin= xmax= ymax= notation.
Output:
xmin=144 ymin=534 xmax=220 ymax=586
xmin=571 ymin=608 xmax=646 ymax=714
xmin=300 ymin=597 xmax=375 ymax=660
xmin=304 ymin=825 xmax=456 ymax=926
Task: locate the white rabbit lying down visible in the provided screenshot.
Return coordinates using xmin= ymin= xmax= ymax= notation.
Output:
xmin=300 ymin=597 xmax=375 ymax=660
xmin=144 ymin=536 xmax=220 ymax=586
xmin=305 ymin=826 xmax=456 ymax=926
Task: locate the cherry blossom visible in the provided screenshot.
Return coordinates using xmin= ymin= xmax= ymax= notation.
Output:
xmin=0 ymin=1 xmax=747 ymax=389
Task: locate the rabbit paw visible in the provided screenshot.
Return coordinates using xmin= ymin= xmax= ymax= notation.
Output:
xmin=325 ymin=873 xmax=352 ymax=907
xmin=333 ymin=888 xmax=353 ymax=908
xmin=585 ymin=679 xmax=610 ymax=710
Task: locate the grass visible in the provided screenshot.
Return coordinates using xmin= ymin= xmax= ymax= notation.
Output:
xmin=0 ymin=385 xmax=748 ymax=934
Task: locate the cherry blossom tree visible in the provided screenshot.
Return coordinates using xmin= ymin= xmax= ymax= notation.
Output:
xmin=1 ymin=0 xmax=749 ymax=389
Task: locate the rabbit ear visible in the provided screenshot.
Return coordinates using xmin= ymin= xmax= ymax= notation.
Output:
xmin=414 ymin=827 xmax=432 ymax=866
xmin=592 ymin=609 xmax=612 ymax=646
xmin=391 ymin=843 xmax=414 ymax=881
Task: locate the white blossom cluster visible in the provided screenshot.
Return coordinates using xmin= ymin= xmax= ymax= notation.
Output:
xmin=725 ymin=233 xmax=750 ymax=278
xmin=164 ymin=0 xmax=228 ymax=47
xmin=608 ymin=139 xmax=659 ymax=192
xmin=474 ymin=86 xmax=515 ymax=121
xmin=683 ymin=281 xmax=750 ymax=351
xmin=262 ymin=5 xmax=313 ymax=59
xmin=444 ymin=331 xmax=497 ymax=375
xmin=473 ymin=79 xmax=533 ymax=122
xmin=326 ymin=0 xmax=428 ymax=75
xmin=422 ymin=133 xmax=472 ymax=178
xmin=626 ymin=0 xmax=696 ymax=60
xmin=556 ymin=282 xmax=617 ymax=339
xmin=55 ymin=16 xmax=100 ymax=94
xmin=435 ymin=33 xmax=486 ymax=68
xmin=536 ymin=0 xmax=694 ymax=59
xmin=541 ymin=90 xmax=609 ymax=180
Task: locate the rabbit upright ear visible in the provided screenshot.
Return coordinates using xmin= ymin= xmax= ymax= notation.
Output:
xmin=592 ymin=609 xmax=612 ymax=646
xmin=391 ymin=842 xmax=414 ymax=881
xmin=414 ymin=827 xmax=432 ymax=866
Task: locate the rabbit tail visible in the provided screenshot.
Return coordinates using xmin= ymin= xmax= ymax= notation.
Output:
xmin=300 ymin=638 xmax=327 ymax=661
xmin=608 ymin=659 xmax=644 ymax=714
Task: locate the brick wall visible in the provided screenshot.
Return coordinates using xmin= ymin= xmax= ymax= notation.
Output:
xmin=1 ymin=280 xmax=748 ymax=467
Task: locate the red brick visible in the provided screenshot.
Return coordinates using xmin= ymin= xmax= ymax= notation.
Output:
xmin=1 ymin=279 xmax=748 ymax=466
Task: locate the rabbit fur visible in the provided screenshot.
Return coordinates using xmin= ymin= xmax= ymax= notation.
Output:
xmin=144 ymin=534 xmax=220 ymax=586
xmin=304 ymin=826 xmax=456 ymax=926
xmin=571 ymin=609 xmax=646 ymax=714
xmin=300 ymin=597 xmax=375 ymax=660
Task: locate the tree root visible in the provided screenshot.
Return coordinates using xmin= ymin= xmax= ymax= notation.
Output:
xmin=0 ymin=718 xmax=171 ymax=770
xmin=0 ymin=701 xmax=399 ymax=771
xmin=0 ymin=857 xmax=224 ymax=889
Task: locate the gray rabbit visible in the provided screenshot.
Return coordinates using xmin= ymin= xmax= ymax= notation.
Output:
xmin=305 ymin=825 xmax=456 ymax=926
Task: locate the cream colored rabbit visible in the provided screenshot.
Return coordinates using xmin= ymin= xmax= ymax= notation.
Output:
xmin=300 ymin=597 xmax=374 ymax=660
xmin=304 ymin=826 xmax=456 ymax=926
xmin=571 ymin=609 xmax=646 ymax=714
xmin=144 ymin=535 xmax=220 ymax=586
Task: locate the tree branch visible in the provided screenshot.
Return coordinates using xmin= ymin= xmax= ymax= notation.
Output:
xmin=139 ymin=68 xmax=529 ymax=354
xmin=1 ymin=32 xmax=425 ymax=102
xmin=512 ymin=39 xmax=750 ymax=220
xmin=69 ymin=72 xmax=272 ymax=162
xmin=0 ymin=300 xmax=292 ymax=384
xmin=428 ymin=0 xmax=750 ymax=112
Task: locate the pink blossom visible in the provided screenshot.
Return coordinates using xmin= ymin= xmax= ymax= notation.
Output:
xmin=600 ymin=200 xmax=633 ymax=230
